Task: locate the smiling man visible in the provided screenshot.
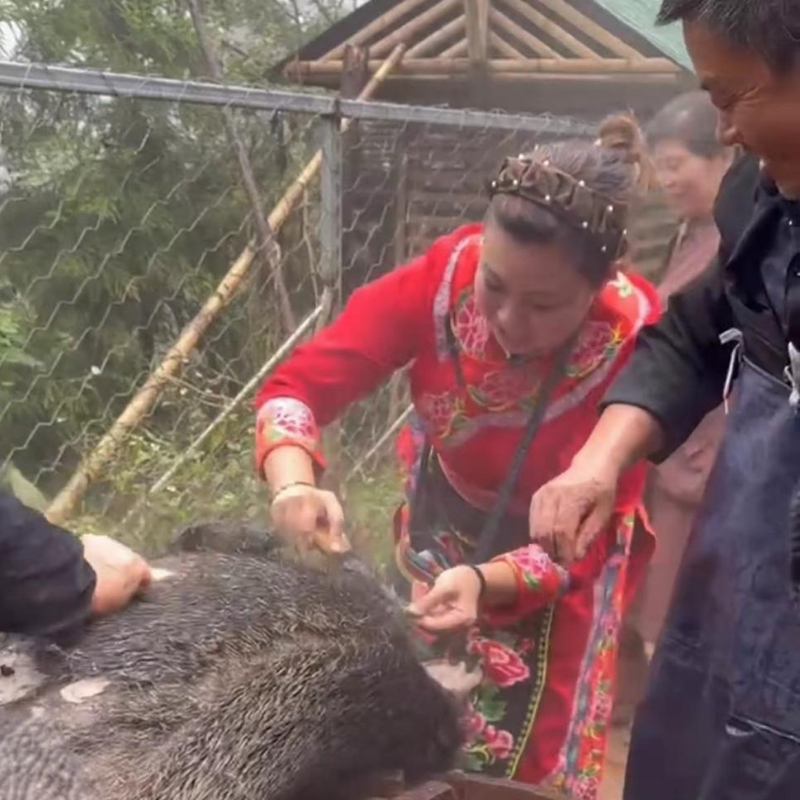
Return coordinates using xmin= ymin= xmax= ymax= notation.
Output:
xmin=525 ymin=1 xmax=800 ymax=798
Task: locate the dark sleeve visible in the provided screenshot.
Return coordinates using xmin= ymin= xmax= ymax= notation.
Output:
xmin=602 ymin=263 xmax=732 ymax=461
xmin=0 ymin=490 xmax=96 ymax=644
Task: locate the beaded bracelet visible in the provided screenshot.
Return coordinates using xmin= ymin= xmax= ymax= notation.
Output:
xmin=270 ymin=480 xmax=315 ymax=503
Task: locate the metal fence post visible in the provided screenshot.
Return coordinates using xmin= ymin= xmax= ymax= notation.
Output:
xmin=318 ymin=112 xmax=346 ymax=491
xmin=319 ymin=113 xmax=343 ymax=329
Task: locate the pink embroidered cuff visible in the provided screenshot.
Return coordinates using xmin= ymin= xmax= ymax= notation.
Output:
xmin=254 ymin=397 xmax=325 ymax=477
xmin=481 ymin=544 xmax=570 ymax=627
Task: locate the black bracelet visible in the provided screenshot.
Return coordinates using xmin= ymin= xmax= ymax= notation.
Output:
xmin=466 ymin=564 xmax=487 ymax=599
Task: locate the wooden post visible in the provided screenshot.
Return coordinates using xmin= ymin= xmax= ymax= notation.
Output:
xmin=45 ymin=45 xmax=407 ymax=525
xmin=464 ymin=0 xmax=489 ymax=66
xmin=340 ymin=43 xmax=370 ymax=99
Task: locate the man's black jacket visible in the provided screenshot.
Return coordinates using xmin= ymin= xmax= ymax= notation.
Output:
xmin=606 ymin=155 xmax=800 ymax=460
xmin=0 ymin=489 xmax=95 ymax=643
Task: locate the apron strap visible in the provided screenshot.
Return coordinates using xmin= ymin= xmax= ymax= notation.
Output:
xmin=785 ymin=341 xmax=800 ymax=411
xmin=720 ymin=328 xmax=744 ymax=415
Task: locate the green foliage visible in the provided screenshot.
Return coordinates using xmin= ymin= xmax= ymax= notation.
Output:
xmin=0 ymin=0 xmax=359 ymax=542
xmin=344 ymin=465 xmax=404 ymax=569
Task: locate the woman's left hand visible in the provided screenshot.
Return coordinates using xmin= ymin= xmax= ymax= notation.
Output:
xmin=407 ymin=565 xmax=483 ymax=633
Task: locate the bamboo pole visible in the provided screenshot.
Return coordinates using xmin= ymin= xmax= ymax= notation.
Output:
xmin=369 ymin=0 xmax=459 ymax=58
xmin=533 ymin=0 xmax=644 ymax=60
xmin=488 ymin=6 xmax=560 ymax=59
xmin=320 ymin=0 xmax=426 ymax=61
xmin=498 ymin=0 xmax=599 ymax=60
xmin=45 ymin=45 xmax=407 ymax=525
xmin=149 ymin=305 xmax=324 ymax=496
xmin=291 ymin=56 xmax=680 ymax=76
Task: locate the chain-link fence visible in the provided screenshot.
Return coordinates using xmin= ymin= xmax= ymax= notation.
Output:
xmin=0 ymin=61 xmax=592 ymax=556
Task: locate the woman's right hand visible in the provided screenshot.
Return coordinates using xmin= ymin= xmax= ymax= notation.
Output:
xmin=270 ymin=483 xmax=350 ymax=555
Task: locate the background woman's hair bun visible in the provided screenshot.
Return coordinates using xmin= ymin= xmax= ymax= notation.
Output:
xmin=597 ymin=112 xmax=657 ymax=191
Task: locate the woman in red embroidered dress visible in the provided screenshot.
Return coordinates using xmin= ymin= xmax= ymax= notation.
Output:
xmin=255 ymin=134 xmax=659 ymax=800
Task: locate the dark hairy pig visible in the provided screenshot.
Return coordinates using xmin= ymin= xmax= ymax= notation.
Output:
xmin=0 ymin=523 xmax=462 ymax=800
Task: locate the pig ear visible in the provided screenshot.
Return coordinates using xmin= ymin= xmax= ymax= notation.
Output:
xmin=170 ymin=523 xmax=205 ymax=553
xmin=170 ymin=521 xmax=278 ymax=556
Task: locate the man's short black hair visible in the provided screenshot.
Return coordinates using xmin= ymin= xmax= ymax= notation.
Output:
xmin=658 ymin=0 xmax=800 ymax=73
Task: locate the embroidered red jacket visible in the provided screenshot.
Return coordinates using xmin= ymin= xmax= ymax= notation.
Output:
xmin=255 ymin=224 xmax=659 ymax=797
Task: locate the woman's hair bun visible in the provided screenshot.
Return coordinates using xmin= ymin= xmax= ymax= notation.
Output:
xmin=597 ymin=112 xmax=657 ymax=191
xmin=597 ymin=113 xmax=645 ymax=162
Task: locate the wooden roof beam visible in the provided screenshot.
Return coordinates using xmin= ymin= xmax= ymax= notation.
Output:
xmin=533 ymin=0 xmax=644 ymax=60
xmin=489 ymin=30 xmax=526 ymax=60
xmin=320 ymin=0 xmax=429 ymax=61
xmin=287 ymin=71 xmax=684 ymax=87
xmin=498 ymin=0 xmax=599 ymax=59
xmin=489 ymin=5 xmax=560 ymax=59
xmin=465 ymin=0 xmax=490 ymax=66
xmin=369 ymin=0 xmax=461 ymax=58
xmin=406 ymin=15 xmax=465 ymax=58
xmin=440 ymin=38 xmax=469 ymax=58
xmin=291 ymin=56 xmax=681 ymax=76
xmin=321 ymin=0 xmax=427 ymax=61
xmin=488 ymin=72 xmax=683 ymax=85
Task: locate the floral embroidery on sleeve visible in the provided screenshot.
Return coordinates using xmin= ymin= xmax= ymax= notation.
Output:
xmin=482 ymin=545 xmax=570 ymax=626
xmin=254 ymin=397 xmax=323 ymax=474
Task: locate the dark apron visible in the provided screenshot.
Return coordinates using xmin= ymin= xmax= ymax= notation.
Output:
xmin=624 ymin=357 xmax=800 ymax=799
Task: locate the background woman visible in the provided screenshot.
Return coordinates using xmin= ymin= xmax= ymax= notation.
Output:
xmin=254 ymin=130 xmax=658 ymax=799
xmin=636 ymin=91 xmax=733 ymax=648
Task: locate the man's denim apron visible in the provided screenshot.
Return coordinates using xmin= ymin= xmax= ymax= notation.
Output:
xmin=625 ymin=352 xmax=800 ymax=799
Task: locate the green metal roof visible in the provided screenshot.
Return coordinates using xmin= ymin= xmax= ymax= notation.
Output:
xmin=593 ymin=0 xmax=693 ymax=71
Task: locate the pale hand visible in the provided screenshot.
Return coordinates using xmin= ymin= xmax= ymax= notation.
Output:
xmin=82 ymin=534 xmax=152 ymax=617
xmin=528 ymin=459 xmax=618 ymax=565
xmin=407 ymin=565 xmax=483 ymax=633
xmin=270 ymin=483 xmax=350 ymax=555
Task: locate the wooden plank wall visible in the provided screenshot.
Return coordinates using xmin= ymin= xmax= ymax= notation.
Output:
xmin=340 ymin=120 xmax=676 ymax=296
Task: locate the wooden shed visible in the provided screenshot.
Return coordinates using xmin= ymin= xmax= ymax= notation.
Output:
xmin=276 ymin=0 xmax=696 ymax=287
